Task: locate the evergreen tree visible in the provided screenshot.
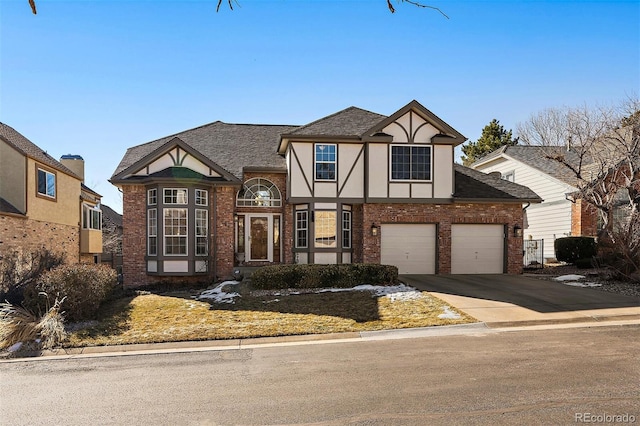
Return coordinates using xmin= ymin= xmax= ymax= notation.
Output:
xmin=461 ymin=119 xmax=519 ymax=166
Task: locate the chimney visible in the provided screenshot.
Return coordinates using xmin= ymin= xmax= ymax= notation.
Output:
xmin=60 ymin=154 xmax=85 ymax=182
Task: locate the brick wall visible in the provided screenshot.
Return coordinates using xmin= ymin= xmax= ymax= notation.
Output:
xmin=122 ymin=184 xmax=147 ymax=287
xmin=0 ymin=213 xmax=79 ymax=263
xmin=361 ymin=202 xmax=524 ymax=274
xmin=571 ymin=199 xmax=598 ymax=237
xmin=213 ymin=186 xmax=235 ymax=279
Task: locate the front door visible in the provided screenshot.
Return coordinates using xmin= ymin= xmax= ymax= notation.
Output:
xmin=250 ymin=217 xmax=269 ymax=260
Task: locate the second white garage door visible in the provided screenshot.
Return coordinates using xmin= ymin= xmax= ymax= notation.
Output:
xmin=381 ymin=224 xmax=436 ymax=274
xmin=451 ymin=224 xmax=504 ymax=274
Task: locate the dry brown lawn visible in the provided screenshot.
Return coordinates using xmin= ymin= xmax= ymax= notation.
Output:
xmin=65 ymin=287 xmax=475 ymax=348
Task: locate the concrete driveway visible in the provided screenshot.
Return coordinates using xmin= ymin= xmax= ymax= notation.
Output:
xmin=401 ymin=274 xmax=640 ymax=327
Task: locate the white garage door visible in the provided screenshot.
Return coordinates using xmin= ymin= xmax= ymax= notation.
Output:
xmin=381 ymin=224 xmax=436 ymax=274
xmin=451 ymin=224 xmax=504 ymax=274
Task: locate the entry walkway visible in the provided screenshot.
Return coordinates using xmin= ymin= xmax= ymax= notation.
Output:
xmin=401 ymin=274 xmax=640 ymax=327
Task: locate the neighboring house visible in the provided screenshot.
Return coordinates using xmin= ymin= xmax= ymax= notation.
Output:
xmin=0 ymin=123 xmax=102 ymax=263
xmin=471 ymin=145 xmax=598 ymax=261
xmin=111 ymin=100 xmax=541 ymax=287
xmin=101 ymin=204 xmax=123 ymax=255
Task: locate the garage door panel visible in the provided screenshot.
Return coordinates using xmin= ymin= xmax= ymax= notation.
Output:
xmin=381 ymin=224 xmax=436 ymax=274
xmin=451 ymin=225 xmax=504 ymax=274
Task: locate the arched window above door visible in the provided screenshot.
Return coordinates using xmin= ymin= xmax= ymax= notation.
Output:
xmin=236 ymin=178 xmax=282 ymax=207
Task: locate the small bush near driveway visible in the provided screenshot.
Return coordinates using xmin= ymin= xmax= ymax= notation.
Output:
xmin=251 ymin=264 xmax=399 ymax=290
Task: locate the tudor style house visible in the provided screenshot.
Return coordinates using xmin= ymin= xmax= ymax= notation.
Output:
xmin=111 ymin=101 xmax=541 ymax=287
xmin=0 ymin=123 xmax=103 ymax=263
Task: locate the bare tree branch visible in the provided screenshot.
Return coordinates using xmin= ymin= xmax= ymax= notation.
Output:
xmin=28 ymin=0 xmax=447 ymax=18
xmin=387 ymin=0 xmax=449 ymax=18
xmin=518 ymin=96 xmax=640 ymax=277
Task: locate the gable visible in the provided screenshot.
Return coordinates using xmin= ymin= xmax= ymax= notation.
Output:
xmin=382 ymin=110 xmax=440 ymax=143
xmin=364 ymin=100 xmax=466 ymax=145
xmin=131 ymin=146 xmax=222 ymax=178
xmin=112 ymin=137 xmax=237 ymax=183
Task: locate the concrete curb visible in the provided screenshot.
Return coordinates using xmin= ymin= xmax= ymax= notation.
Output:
xmin=2 ymin=320 xmax=639 ymax=363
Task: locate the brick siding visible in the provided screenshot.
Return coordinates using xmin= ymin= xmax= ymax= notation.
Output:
xmin=361 ymin=203 xmax=524 ymax=274
xmin=0 ymin=213 xmax=80 ymax=263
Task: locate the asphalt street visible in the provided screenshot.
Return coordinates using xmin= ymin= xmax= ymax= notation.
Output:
xmin=1 ymin=324 xmax=638 ymax=425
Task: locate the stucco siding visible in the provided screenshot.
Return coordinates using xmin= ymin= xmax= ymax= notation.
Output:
xmin=27 ymin=158 xmax=81 ymax=227
xmin=0 ymin=140 xmax=27 ymax=212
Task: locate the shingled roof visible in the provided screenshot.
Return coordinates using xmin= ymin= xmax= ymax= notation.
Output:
xmin=472 ymin=145 xmax=586 ymax=187
xmin=454 ymin=164 xmax=542 ymax=202
xmin=0 ymin=122 xmax=80 ymax=179
xmin=285 ymin=107 xmax=386 ymax=137
xmin=112 ymin=122 xmax=299 ymax=181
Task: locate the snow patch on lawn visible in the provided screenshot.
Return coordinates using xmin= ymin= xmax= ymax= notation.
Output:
xmin=553 ymin=274 xmax=586 ymax=282
xmin=438 ymin=306 xmax=461 ymax=319
xmin=198 ymin=282 xmax=423 ymax=304
xmin=196 ymin=281 xmax=241 ymax=303
xmin=318 ymin=284 xmax=423 ymax=302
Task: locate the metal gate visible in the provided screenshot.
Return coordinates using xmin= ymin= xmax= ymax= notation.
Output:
xmin=523 ymin=239 xmax=544 ymax=269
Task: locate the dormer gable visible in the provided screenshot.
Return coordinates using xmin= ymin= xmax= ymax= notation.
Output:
xmin=363 ymin=100 xmax=467 ymax=145
xmin=110 ymin=137 xmax=238 ymax=183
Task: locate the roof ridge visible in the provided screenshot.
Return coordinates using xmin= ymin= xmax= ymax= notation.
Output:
xmin=131 ymin=121 xmax=299 ymax=150
xmin=290 ymin=106 xmax=384 ymax=134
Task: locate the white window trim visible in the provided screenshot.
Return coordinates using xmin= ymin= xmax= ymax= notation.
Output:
xmin=195 ymin=209 xmax=208 ymax=256
xmin=295 ymin=210 xmax=309 ymax=249
xmin=37 ymin=167 xmax=56 ymax=198
xmin=389 ymin=144 xmax=433 ymax=182
xmin=163 ymin=207 xmax=188 ymax=256
xmin=82 ymin=204 xmax=102 ymax=230
xmin=148 ymin=208 xmax=157 ymax=256
xmin=314 ymin=143 xmax=337 ymax=182
xmin=163 ymin=188 xmax=188 ymax=205
xmin=147 ymin=188 xmax=157 ymax=205
xmin=342 ymin=210 xmax=352 ymax=249
xmin=195 ymin=189 xmax=208 ymax=206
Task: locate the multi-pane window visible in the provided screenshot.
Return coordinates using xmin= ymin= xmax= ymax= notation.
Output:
xmin=82 ymin=205 xmax=102 ymax=230
xmin=37 ymin=167 xmax=56 ymax=198
xmin=314 ymin=211 xmax=337 ymax=248
xmin=148 ymin=189 xmax=157 ymax=205
xmin=342 ymin=210 xmax=352 ymax=249
xmin=391 ymin=146 xmax=431 ymax=181
xmin=315 ymin=144 xmax=336 ymax=180
xmin=295 ymin=210 xmax=308 ymax=248
xmin=164 ymin=208 xmax=187 ymax=255
xmin=195 ymin=189 xmax=208 ymax=206
xmin=148 ymin=209 xmax=157 ymax=256
xmin=236 ymin=178 xmax=281 ymax=207
xmin=164 ymin=188 xmax=188 ymax=204
xmin=195 ymin=209 xmax=208 ymax=255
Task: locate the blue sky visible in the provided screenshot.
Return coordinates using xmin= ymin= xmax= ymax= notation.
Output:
xmin=1 ymin=0 xmax=638 ymax=213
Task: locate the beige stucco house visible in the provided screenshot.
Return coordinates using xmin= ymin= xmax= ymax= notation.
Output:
xmin=0 ymin=123 xmax=102 ymax=263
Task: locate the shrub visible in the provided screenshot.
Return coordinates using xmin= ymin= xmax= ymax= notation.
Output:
xmin=575 ymin=258 xmax=594 ymax=269
xmin=0 ymin=248 xmax=65 ymax=305
xmin=554 ymin=237 xmax=597 ymax=264
xmin=251 ymin=263 xmax=399 ymax=290
xmin=24 ymin=264 xmax=118 ymax=322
